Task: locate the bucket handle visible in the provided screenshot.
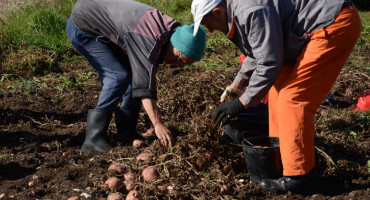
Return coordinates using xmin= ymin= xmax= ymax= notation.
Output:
xmin=243 ymin=138 xmax=255 ymax=147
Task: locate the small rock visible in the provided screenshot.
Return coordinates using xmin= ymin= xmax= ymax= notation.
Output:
xmin=73 ymin=188 xmax=83 ymax=193
xmin=80 ymin=192 xmax=92 ymax=198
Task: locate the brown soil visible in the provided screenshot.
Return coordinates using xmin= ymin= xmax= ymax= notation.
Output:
xmin=0 ymin=59 xmax=369 ymax=199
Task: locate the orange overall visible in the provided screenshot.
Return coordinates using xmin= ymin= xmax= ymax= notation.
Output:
xmin=268 ymin=6 xmax=362 ymax=176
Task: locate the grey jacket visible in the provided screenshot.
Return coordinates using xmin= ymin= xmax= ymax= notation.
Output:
xmin=227 ymin=0 xmax=345 ymax=107
xmin=71 ymin=0 xmax=180 ymax=99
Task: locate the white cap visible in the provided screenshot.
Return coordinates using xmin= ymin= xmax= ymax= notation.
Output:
xmin=191 ymin=0 xmax=222 ymax=36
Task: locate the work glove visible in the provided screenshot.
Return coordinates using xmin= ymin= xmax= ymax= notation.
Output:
xmin=213 ymin=99 xmax=245 ymax=126
xmin=220 ymin=86 xmax=242 ymax=102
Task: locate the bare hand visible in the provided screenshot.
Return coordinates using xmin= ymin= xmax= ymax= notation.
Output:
xmin=154 ymin=123 xmax=174 ymax=148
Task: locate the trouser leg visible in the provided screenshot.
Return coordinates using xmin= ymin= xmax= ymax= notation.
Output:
xmin=114 ymin=84 xmax=143 ymax=144
xmin=269 ymin=6 xmax=361 ymax=176
xmin=66 ymin=17 xmax=135 ymax=151
xmin=66 ymin=17 xmax=132 ymax=112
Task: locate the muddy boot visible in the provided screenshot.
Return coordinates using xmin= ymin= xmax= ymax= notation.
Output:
xmin=259 ymin=168 xmax=317 ymax=194
xmin=81 ymin=109 xmax=113 ymax=153
xmin=114 ymin=108 xmax=145 ymax=144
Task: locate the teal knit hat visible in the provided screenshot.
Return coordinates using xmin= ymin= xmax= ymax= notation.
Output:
xmin=170 ymin=24 xmax=206 ymax=61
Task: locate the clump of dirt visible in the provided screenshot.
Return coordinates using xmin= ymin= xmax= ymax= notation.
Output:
xmin=332 ymin=68 xmax=370 ymax=105
xmin=0 ymin=59 xmax=369 ymax=199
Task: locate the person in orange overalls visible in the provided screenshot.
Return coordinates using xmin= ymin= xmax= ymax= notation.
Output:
xmin=191 ymin=0 xmax=361 ymax=193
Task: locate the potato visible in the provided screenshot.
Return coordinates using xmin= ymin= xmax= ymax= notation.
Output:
xmin=195 ymin=153 xmax=211 ymax=168
xmin=166 ymin=183 xmax=175 ymax=191
xmin=133 ymin=140 xmax=145 ymax=149
xmin=143 ymin=147 xmax=152 ymax=153
xmin=105 ymin=177 xmax=124 ymax=190
xmin=157 ymin=184 xmax=168 ymax=191
xmin=195 ymin=158 xmax=204 ymax=168
xmin=136 ymin=152 xmax=150 ymax=161
xmin=67 ymin=196 xmax=79 ymax=200
xmin=107 ymin=193 xmax=124 ymax=200
xmin=108 ymin=163 xmax=127 ymax=176
xmin=142 ymin=167 xmax=158 ymax=182
xmin=158 ymin=183 xmax=176 ymax=194
xmin=142 ymin=128 xmax=154 ymax=137
xmin=166 ymin=183 xmax=176 ymax=194
xmin=204 ymin=153 xmax=211 ymax=162
xmin=28 ymin=181 xmax=35 ymax=187
xmin=124 ymin=180 xmax=135 ymax=191
xmin=123 ymin=172 xmax=136 ymax=181
xmin=126 ymin=190 xmax=142 ymax=200
xmin=220 ymin=185 xmax=232 ymax=195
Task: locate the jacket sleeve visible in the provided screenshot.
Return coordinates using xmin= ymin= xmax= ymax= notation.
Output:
xmin=235 ymin=6 xmax=284 ymax=107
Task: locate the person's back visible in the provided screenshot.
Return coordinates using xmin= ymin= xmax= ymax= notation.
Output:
xmin=229 ymin=0 xmax=344 ymax=64
xmin=71 ymin=0 xmax=179 ymax=60
xmin=70 ymin=0 xmax=181 ymax=98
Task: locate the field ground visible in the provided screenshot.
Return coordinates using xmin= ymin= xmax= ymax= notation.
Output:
xmin=0 ymin=0 xmax=369 ymax=199
xmin=0 ymin=59 xmax=369 ymax=199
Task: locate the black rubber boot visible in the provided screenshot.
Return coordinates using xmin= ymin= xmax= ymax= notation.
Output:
xmin=81 ymin=109 xmax=113 ymax=153
xmin=114 ymin=108 xmax=145 ymax=144
xmin=259 ymin=168 xmax=317 ymax=194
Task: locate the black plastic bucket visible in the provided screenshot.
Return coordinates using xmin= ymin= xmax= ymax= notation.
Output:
xmin=242 ymin=136 xmax=283 ymax=182
xmin=224 ymin=126 xmax=264 ymax=145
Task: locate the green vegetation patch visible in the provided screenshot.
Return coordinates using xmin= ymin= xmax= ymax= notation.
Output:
xmin=0 ymin=0 xmax=76 ymax=76
xmin=0 ymin=0 xmax=75 ymax=53
xmin=5 ymin=46 xmax=58 ymax=77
